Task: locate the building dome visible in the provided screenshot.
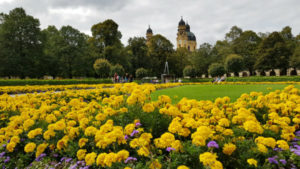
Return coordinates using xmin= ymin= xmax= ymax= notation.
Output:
xmin=178 ymin=18 xmax=185 ymax=26
xmin=186 ymin=23 xmax=190 ymax=32
xmin=187 ymin=32 xmax=196 ymax=41
xmin=146 ymin=26 xmax=153 ymax=34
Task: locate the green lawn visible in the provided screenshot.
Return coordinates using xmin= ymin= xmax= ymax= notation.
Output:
xmin=151 ymin=84 xmax=300 ymax=103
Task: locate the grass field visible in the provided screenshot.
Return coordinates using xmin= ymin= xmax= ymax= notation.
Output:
xmin=151 ymin=84 xmax=300 ymax=103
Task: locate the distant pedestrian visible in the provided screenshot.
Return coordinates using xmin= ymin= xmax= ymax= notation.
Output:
xmin=114 ymin=73 xmax=118 ymax=83
xmin=129 ymin=75 xmax=133 ymax=82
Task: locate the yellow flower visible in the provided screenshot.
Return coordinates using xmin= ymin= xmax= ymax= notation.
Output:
xmin=222 ymin=143 xmax=236 ymax=155
xmin=124 ymin=167 xmax=132 ymax=169
xmin=6 ymin=142 xmax=16 ymax=152
xmin=85 ymin=152 xmax=97 ymax=166
xmin=78 ymin=138 xmax=88 ymax=148
xmin=143 ymin=103 xmax=155 ymax=113
xmin=23 ymin=119 xmax=34 ymax=131
xmin=257 ymin=143 xmax=268 ymax=153
xmin=24 ymin=142 xmax=36 ymax=153
xmin=150 ymin=159 xmax=162 ymax=169
xmin=77 ymin=149 xmax=87 ymax=160
xmin=96 ymin=153 xmax=106 ymax=166
xmin=10 ymin=136 xmax=20 ymax=144
xmin=27 ymin=128 xmax=43 ymax=139
xmin=177 ymin=165 xmax=189 ymax=169
xmin=247 ymin=158 xmax=257 ymax=167
xmin=276 ymin=140 xmax=289 ymax=150
xmin=199 ymin=152 xmax=218 ymax=166
xmin=36 ymin=143 xmax=48 ymax=158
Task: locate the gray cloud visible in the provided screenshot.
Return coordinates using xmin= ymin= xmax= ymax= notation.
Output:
xmin=1 ymin=0 xmax=300 ymax=46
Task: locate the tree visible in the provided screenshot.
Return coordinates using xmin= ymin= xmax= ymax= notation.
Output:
xmin=225 ymin=54 xmax=244 ymax=74
xmin=168 ymin=48 xmax=190 ymax=77
xmin=0 ymin=8 xmax=43 ymax=78
xmin=93 ymin=59 xmax=111 ymax=78
xmin=135 ymin=68 xmax=148 ymax=78
xmin=214 ymin=40 xmax=234 ymax=61
xmin=232 ymin=31 xmax=261 ymax=74
xmin=290 ymin=46 xmax=300 ymax=68
xmin=208 ymin=63 xmax=225 ymax=77
xmin=147 ymin=34 xmax=174 ymax=76
xmin=225 ymin=26 xmax=243 ymax=43
xmin=111 ymin=64 xmax=125 ymax=76
xmin=255 ymin=32 xmax=291 ymax=71
xmin=183 ymin=66 xmax=197 ymax=78
xmin=189 ymin=43 xmax=215 ymax=76
xmin=58 ymin=26 xmax=88 ymax=78
xmin=127 ymin=37 xmax=150 ymax=75
xmin=41 ymin=26 xmax=62 ymax=78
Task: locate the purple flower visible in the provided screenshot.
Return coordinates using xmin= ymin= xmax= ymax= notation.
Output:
xmin=36 ymin=153 xmax=46 ymax=161
xmin=0 ymin=152 xmax=5 ymax=158
xmin=125 ymin=157 xmax=137 ymax=163
xmin=166 ymin=147 xmax=176 ymax=152
xmin=70 ymin=164 xmax=78 ymax=169
xmin=124 ymin=135 xmax=129 ymax=140
xmin=2 ymin=144 xmax=6 ymax=148
xmin=268 ymin=156 xmax=278 ymax=165
xmin=80 ymin=166 xmax=89 ymax=169
xmin=279 ymin=159 xmax=287 ymax=165
xmin=292 ymin=137 xmax=300 ymax=142
xmin=295 ymin=130 xmax=300 ymax=137
xmin=291 ymin=148 xmax=300 ymax=156
xmin=273 ymin=147 xmax=282 ymax=151
xmin=4 ymin=156 xmax=10 ymax=163
xmin=130 ymin=130 xmax=139 ymax=137
xmin=77 ymin=160 xmax=85 ymax=166
xmin=52 ymin=153 xmax=58 ymax=158
xmin=65 ymin=158 xmax=73 ymax=163
xmin=293 ymin=145 xmax=300 ymax=150
xmin=60 ymin=157 xmax=67 ymax=162
xmin=135 ymin=122 xmax=141 ymax=127
xmin=207 ymin=141 xmax=219 ymax=148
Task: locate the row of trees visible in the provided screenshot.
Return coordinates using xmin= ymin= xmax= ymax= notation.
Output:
xmin=0 ymin=8 xmax=300 ymax=79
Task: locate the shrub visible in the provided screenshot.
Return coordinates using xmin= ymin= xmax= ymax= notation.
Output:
xmin=208 ymin=63 xmax=226 ymax=77
xmin=183 ymin=65 xmax=197 ymax=78
xmin=111 ymin=64 xmax=125 ymax=76
xmin=135 ymin=68 xmax=148 ymax=79
xmin=225 ymin=54 xmax=244 ymax=73
xmin=93 ymin=59 xmax=112 ymax=78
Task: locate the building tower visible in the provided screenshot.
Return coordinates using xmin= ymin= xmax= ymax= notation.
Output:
xmin=176 ymin=17 xmax=197 ymax=51
xmin=146 ymin=25 xmax=153 ymax=45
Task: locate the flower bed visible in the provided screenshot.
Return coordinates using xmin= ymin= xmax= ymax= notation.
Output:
xmin=0 ymin=83 xmax=300 ymax=169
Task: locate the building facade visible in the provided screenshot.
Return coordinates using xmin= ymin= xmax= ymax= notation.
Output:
xmin=176 ymin=17 xmax=197 ymax=51
xmin=146 ymin=17 xmax=197 ymax=51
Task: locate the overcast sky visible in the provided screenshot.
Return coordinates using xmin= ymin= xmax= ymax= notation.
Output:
xmin=1 ymin=0 xmax=300 ymax=46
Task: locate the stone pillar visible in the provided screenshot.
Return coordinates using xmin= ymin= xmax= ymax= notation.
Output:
xmin=287 ymin=68 xmax=292 ymax=76
xmin=208 ymin=75 xmax=212 ymax=78
xmin=244 ymin=71 xmax=250 ymax=77
xmin=201 ymin=74 xmax=206 ymax=78
xmin=230 ymin=72 xmax=235 ymax=77
xmin=274 ymin=69 xmax=280 ymax=76
xmin=255 ymin=70 xmax=260 ymax=76
xmin=297 ymin=69 xmax=300 ymax=76
xmin=265 ymin=70 xmax=270 ymax=76
xmin=238 ymin=72 xmax=243 ymax=77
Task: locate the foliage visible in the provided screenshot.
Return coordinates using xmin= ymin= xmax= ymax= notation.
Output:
xmin=93 ymin=59 xmax=112 ymax=78
xmin=208 ymin=63 xmax=226 ymax=77
xmin=111 ymin=64 xmax=125 ymax=76
xmin=255 ymin=32 xmax=291 ymax=70
xmin=135 ymin=68 xmax=148 ymax=79
xmin=147 ymin=34 xmax=174 ymax=76
xmin=183 ymin=66 xmax=197 ymax=78
xmin=225 ymin=54 xmax=244 ymax=73
xmin=290 ymin=46 xmax=300 ymax=68
xmin=0 ymin=8 xmax=43 ymax=78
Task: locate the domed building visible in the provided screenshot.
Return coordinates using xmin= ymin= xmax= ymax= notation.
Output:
xmin=176 ymin=17 xmax=197 ymax=51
